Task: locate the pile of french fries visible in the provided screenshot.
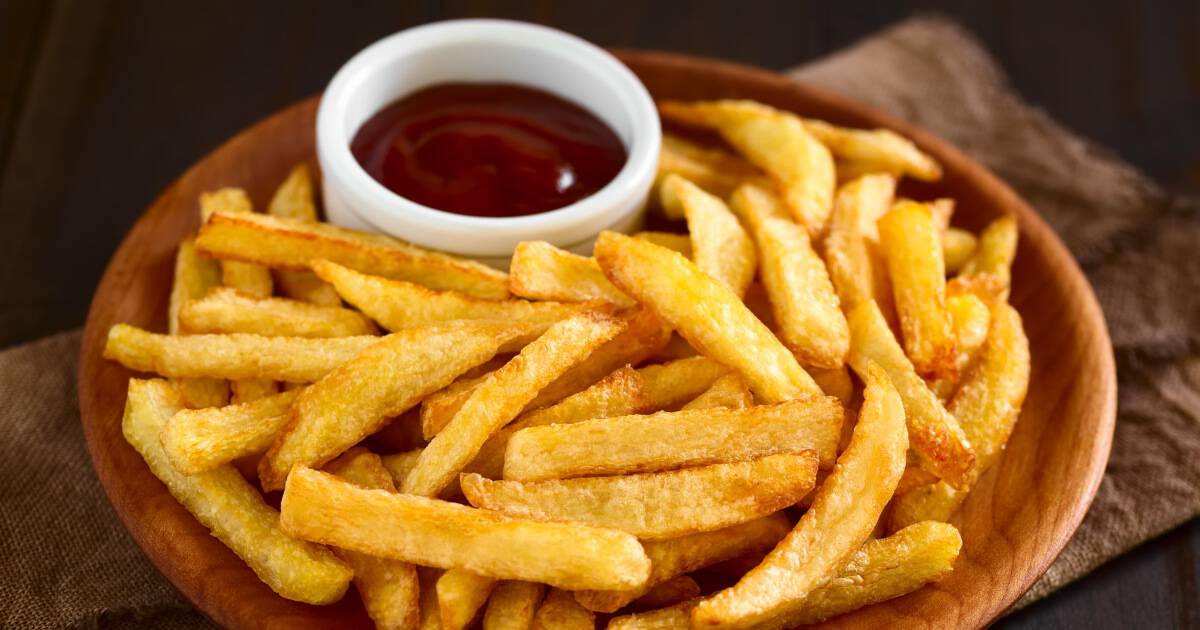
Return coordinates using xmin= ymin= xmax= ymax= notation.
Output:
xmin=104 ymin=98 xmax=1030 ymax=630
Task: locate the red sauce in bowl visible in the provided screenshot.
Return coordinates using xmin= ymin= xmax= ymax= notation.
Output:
xmin=350 ymin=83 xmax=627 ymax=218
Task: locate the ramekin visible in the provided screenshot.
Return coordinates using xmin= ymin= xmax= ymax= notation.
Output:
xmin=316 ymin=19 xmax=660 ymax=264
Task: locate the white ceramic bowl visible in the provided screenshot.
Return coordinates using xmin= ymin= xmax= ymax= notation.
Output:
xmin=316 ymin=19 xmax=661 ymax=265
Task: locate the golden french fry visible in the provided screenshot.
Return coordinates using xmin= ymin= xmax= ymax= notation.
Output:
xmin=313 ymin=259 xmax=599 ymax=333
xmin=161 ymin=388 xmax=299 ymax=474
xmin=104 ymin=324 xmax=379 ymax=382
xmin=846 ymin=300 xmax=974 ymax=488
xmin=381 ymin=448 xmax=423 ymax=488
xmin=439 ymin=570 xmax=499 ymax=630
xmin=325 ymin=448 xmax=421 ymax=630
xmin=170 ymin=237 xmax=222 ymax=336
xmin=633 ymin=231 xmax=692 ymax=257
xmin=807 ymin=365 xmax=854 ymax=406
xmin=504 ymin=398 xmax=841 ymax=481
xmin=179 ymin=287 xmax=375 ymax=338
xmin=201 ymin=189 xmax=274 ymax=298
xmin=656 ymin=133 xmax=762 ymax=212
xmin=231 ymin=377 xmax=278 ymax=404
xmin=929 ymin=292 xmax=992 ymax=400
xmin=636 ymin=356 xmax=727 ymax=412
xmin=890 ymin=301 xmax=1029 ymax=531
xmin=510 ymin=240 xmax=634 ymax=307
xmin=658 ymin=100 xmax=835 ymax=235
xmin=534 ymin=589 xmax=596 ymax=630
xmin=800 ymin=119 xmax=942 ymax=182
xmin=467 ymin=453 xmax=816 ymax=540
xmin=175 ymin=377 xmax=230 ymax=409
xmin=942 ymin=228 xmax=978 ymax=274
xmin=405 ymin=314 xmax=626 ymax=497
xmin=265 ymin=164 xmax=343 ymax=306
xmin=485 ymin=581 xmax=545 ymax=630
xmin=421 ymin=371 xmax=495 ymax=440
xmin=822 ymin=174 xmax=896 ymax=318
xmin=468 ymin=366 xmax=647 ymax=480
xmin=635 ymin=577 xmax=701 ymax=609
xmin=260 ymin=321 xmax=535 ymax=491
xmin=879 ymin=200 xmax=957 ymax=378
xmin=420 ymin=568 xmax=446 ymax=630
xmin=608 ymin=599 xmax=698 ymax=630
xmin=681 ymin=373 xmax=752 ymax=410
xmin=691 ymin=362 xmax=907 ymax=629
xmin=123 ymin=380 xmax=351 ymax=604
xmin=196 ymin=210 xmax=509 ymax=298
xmin=662 ymin=175 xmax=756 ymax=297
xmin=595 ymin=231 xmax=820 ymax=402
xmin=730 ymin=184 xmax=848 ymax=368
xmin=280 ymin=467 xmax=651 ymax=591
xmin=960 ymin=215 xmax=1018 ymax=295
xmin=575 ymin=513 xmax=791 ymax=613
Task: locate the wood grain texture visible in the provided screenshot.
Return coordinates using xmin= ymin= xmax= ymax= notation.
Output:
xmin=77 ymin=52 xmax=1116 ymax=629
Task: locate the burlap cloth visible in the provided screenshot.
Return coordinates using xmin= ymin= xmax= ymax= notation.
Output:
xmin=1 ymin=15 xmax=1196 ymax=629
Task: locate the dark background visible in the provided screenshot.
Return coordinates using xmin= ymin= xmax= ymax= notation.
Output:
xmin=1 ymin=0 xmax=1197 ymax=627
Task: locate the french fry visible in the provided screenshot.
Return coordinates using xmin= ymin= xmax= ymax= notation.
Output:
xmin=420 ymin=568 xmax=446 ymax=630
xmin=656 ymin=133 xmax=762 ymax=213
xmin=747 ymin=522 xmax=962 ymax=628
xmin=404 ymin=314 xmax=626 ymax=497
xmin=846 ymin=300 xmax=974 ymax=488
xmin=510 ymin=240 xmax=634 ymax=307
xmin=960 ymin=215 xmax=1018 ymax=295
xmin=280 ymin=467 xmax=651 ymax=591
xmin=313 ymin=259 xmax=600 ymax=332
xmin=161 ymin=388 xmax=299 ymax=474
xmin=822 ymin=174 xmax=896 ymax=318
xmin=467 ymin=453 xmax=816 ymax=540
xmin=681 ymin=373 xmax=752 ymax=410
xmin=484 ymin=581 xmax=545 ymax=630
xmin=890 ymin=302 xmax=1029 ymax=531
xmin=468 ymin=366 xmax=647 ymax=480
xmin=439 ymin=570 xmax=499 ymax=630
xmin=200 ymin=189 xmax=274 ymax=298
xmin=928 ymin=198 xmax=955 ymax=232
xmin=196 ymin=210 xmax=509 ymax=298
xmin=800 ymin=119 xmax=942 ymax=182
xmin=260 ymin=321 xmax=536 ymax=491
xmin=575 ymin=513 xmax=791 ymax=613
xmin=421 ymin=371 xmax=496 ymax=440
xmin=176 ymin=377 xmax=230 ymax=410
xmin=103 ymin=324 xmax=379 ymax=382
xmin=634 ymin=577 xmax=701 ymax=609
xmin=929 ymin=292 xmax=992 ymax=400
xmin=504 ymin=398 xmax=841 ymax=481
xmin=634 ymin=231 xmax=692 ymax=257
xmin=231 ymin=377 xmax=278 ymax=404
xmin=942 ymin=228 xmax=978 ymax=274
xmin=168 ymin=237 xmax=229 ymax=408
xmin=608 ymin=599 xmax=698 ymax=630
xmin=658 ymin=100 xmax=835 ymax=235
xmin=662 ymin=175 xmax=756 ymax=297
xmin=381 ymin=448 xmax=423 ymax=488
xmin=807 ymin=365 xmax=854 ymax=406
xmin=636 ymin=356 xmax=727 ymax=412
xmin=123 ymin=380 xmax=351 ymax=604
xmin=879 ymin=200 xmax=957 ymax=378
xmin=730 ymin=183 xmax=848 ymax=368
xmin=653 ymin=334 xmax=698 ymax=362
xmin=595 ymin=231 xmax=820 ymax=402
xmin=325 ymin=448 xmax=421 ymax=630
xmin=534 ymin=589 xmax=596 ymax=630
xmin=178 ymin=287 xmax=375 ymax=337
xmin=691 ymin=362 xmax=907 ymax=630
xmin=266 ymin=164 xmax=343 ymax=306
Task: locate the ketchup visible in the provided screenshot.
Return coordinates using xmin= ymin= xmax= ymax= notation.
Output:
xmin=351 ymin=83 xmax=627 ymax=218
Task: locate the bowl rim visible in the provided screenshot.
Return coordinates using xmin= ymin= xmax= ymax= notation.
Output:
xmin=77 ymin=49 xmax=1117 ymax=630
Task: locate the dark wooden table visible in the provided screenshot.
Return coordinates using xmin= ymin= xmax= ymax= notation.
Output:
xmin=1 ymin=0 xmax=1196 ymax=627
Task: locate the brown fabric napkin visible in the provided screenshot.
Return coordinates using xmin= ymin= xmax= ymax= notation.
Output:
xmin=1 ymin=15 xmax=1197 ymax=629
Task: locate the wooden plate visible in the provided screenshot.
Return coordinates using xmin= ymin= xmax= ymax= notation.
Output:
xmin=78 ymin=50 xmax=1116 ymax=629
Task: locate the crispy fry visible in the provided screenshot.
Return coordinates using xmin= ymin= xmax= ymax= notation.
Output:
xmin=942 ymin=228 xmax=978 ymax=274
xmin=439 ymin=570 xmax=499 ymax=630
xmin=846 ymin=300 xmax=974 ymax=488
xmin=730 ymin=184 xmax=847 ymax=367
xmin=534 ymin=589 xmax=596 ymax=630
xmin=468 ymin=453 xmax=816 ymax=540
xmin=260 ymin=321 xmax=535 ymax=490
xmin=961 ymin=215 xmax=1018 ymax=295
xmin=175 ymin=377 xmax=230 ymax=409
xmin=196 ymin=210 xmax=509 ymax=298
xmin=656 ymin=133 xmax=762 ymax=213
xmin=596 ymin=231 xmax=820 ymax=402
xmin=510 ymin=241 xmax=634 ymax=307
xmin=280 ymin=467 xmax=651 ymax=591
xmin=636 ymin=356 xmax=727 ymax=411
xmin=421 ymin=371 xmax=495 ymax=439
xmin=266 ymin=164 xmax=343 ymax=306
xmin=200 ymin=189 xmax=274 ymax=298
xmin=179 ymin=287 xmax=375 ymax=337
xmin=929 ymin=292 xmax=992 ymax=399
xmin=420 ymin=568 xmax=446 ymax=630
xmin=691 ymin=362 xmax=907 ymax=629
xmin=485 ymin=581 xmax=545 ymax=630
xmin=503 ymin=398 xmax=841 ymax=481
xmin=658 ymin=100 xmax=835 ymax=235
xmin=231 ymin=378 xmax=278 ymax=404
xmin=161 ymin=388 xmax=299 ymax=474
xmin=681 ymin=373 xmax=752 ymax=410
xmin=325 ymin=448 xmax=421 ymax=630
xmin=170 ymin=237 xmax=222 ymax=336
xmin=890 ymin=302 xmax=1029 ymax=531
xmin=879 ymin=200 xmax=957 ymax=378
xmin=313 ymin=259 xmax=599 ymax=333
xmin=807 ymin=365 xmax=854 ymax=406
xmin=405 ymin=314 xmax=626 ymax=497
xmin=663 ymin=175 xmax=756 ymax=297
xmin=800 ymin=118 xmax=942 ymax=182
xmin=123 ymin=380 xmax=351 ymax=604
xmin=608 ymin=600 xmax=698 ymax=630
xmin=381 ymin=448 xmax=423 ymax=488
xmin=633 ymin=231 xmax=692 ymax=257
xmin=575 ymin=513 xmax=791 ymax=613
xmin=823 ymin=175 xmax=896 ymax=317
xmin=635 ymin=577 xmax=701 ymax=609
xmin=104 ymin=324 xmax=379 ymax=382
